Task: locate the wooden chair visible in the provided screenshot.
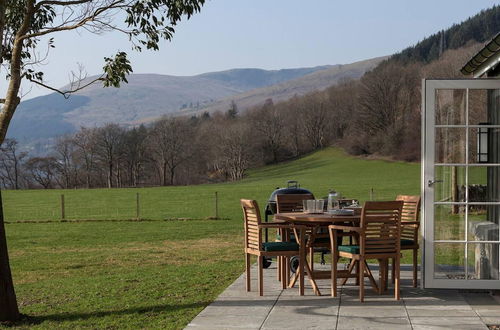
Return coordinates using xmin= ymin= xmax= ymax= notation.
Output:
xmin=393 ymin=195 xmax=421 ymax=287
xmin=275 ymin=194 xmax=313 ymax=284
xmin=241 ymin=199 xmax=306 ymax=296
xmin=328 ymin=201 xmax=403 ymax=302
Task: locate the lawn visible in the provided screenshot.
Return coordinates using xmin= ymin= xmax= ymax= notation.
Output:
xmin=3 ymin=147 xmax=420 ymax=329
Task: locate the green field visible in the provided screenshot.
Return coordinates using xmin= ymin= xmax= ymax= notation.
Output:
xmin=4 ymin=148 xmax=420 ymax=329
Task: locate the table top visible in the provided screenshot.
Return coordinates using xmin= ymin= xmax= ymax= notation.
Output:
xmin=274 ymin=212 xmax=360 ymax=224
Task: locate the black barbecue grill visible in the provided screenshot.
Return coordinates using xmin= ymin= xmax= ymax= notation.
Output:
xmin=262 ymin=180 xmax=314 ymax=268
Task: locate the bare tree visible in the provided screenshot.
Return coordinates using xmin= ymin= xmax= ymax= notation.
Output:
xmin=210 ymin=120 xmax=254 ymax=181
xmin=95 ymin=124 xmax=125 ymax=188
xmin=54 ymin=135 xmax=78 ymax=189
xmin=299 ymin=93 xmax=331 ymax=150
xmin=123 ymin=125 xmax=147 ymax=187
xmin=249 ymin=99 xmax=285 ymax=163
xmin=148 ymin=117 xmax=193 ymax=186
xmin=0 ymin=139 xmax=27 ymax=190
xmin=25 ymin=156 xmax=58 ymax=189
xmin=73 ymin=128 xmax=98 ymax=188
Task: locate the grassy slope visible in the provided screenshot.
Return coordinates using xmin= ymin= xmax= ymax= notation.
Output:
xmin=4 ymin=148 xmax=420 ymax=329
xmin=3 ymin=148 xmax=420 ymax=222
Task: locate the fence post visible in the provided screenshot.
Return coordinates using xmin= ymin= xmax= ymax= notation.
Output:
xmin=61 ymin=194 xmax=65 ymax=220
xmin=214 ymin=191 xmax=219 ymax=219
xmin=136 ymin=192 xmax=140 ymax=220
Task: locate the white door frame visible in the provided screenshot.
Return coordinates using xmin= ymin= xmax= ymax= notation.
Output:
xmin=422 ymin=78 xmax=500 ymax=289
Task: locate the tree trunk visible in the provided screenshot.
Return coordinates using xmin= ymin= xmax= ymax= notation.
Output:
xmin=107 ymin=162 xmax=112 ymax=188
xmin=162 ymin=161 xmax=167 ymax=186
xmin=0 ymin=189 xmax=20 ymax=321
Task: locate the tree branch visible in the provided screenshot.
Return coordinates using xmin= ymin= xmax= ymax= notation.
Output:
xmin=27 ymin=75 xmax=105 ymax=98
xmin=21 ymin=0 xmax=126 ymax=40
xmin=35 ymin=0 xmax=93 ymax=10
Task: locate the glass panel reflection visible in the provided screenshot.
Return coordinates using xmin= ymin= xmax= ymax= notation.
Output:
xmin=468 ymin=205 xmax=500 ymax=242
xmin=467 ymin=243 xmax=499 ymax=280
xmin=468 ymin=128 xmax=500 ymax=164
xmin=467 ymin=166 xmax=500 ymax=202
xmin=434 ymin=243 xmax=465 ymax=279
xmin=434 ymin=166 xmax=465 ymax=202
xmin=435 ymin=128 xmax=466 ymax=163
xmin=435 ymin=204 xmax=465 ymax=241
xmin=468 ymin=89 xmax=489 ymax=125
xmin=435 ymin=89 xmax=466 ymax=125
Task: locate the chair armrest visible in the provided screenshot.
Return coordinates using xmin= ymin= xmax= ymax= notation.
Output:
xmin=328 ymin=225 xmax=362 ymax=232
xmin=259 ymin=223 xmax=295 ymax=229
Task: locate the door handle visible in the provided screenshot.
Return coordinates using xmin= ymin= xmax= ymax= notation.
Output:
xmin=428 ymin=179 xmax=443 ymax=187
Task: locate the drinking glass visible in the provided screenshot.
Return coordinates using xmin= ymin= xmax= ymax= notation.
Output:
xmin=316 ymin=199 xmax=325 ymax=213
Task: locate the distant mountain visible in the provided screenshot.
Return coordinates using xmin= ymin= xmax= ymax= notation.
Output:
xmin=7 ymin=62 xmax=377 ymax=149
xmin=196 ymin=57 xmax=385 ymax=115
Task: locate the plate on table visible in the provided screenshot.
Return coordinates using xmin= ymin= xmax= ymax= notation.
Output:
xmin=328 ymin=209 xmax=354 ymax=216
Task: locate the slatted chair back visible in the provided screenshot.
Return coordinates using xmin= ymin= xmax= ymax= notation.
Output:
xmin=276 ymin=194 xmax=314 ymax=213
xmin=396 ymin=195 xmax=421 ymax=221
xmin=396 ymin=195 xmax=421 ymax=241
xmin=360 ymin=201 xmax=403 ymax=256
xmin=241 ymin=199 xmax=262 ymax=252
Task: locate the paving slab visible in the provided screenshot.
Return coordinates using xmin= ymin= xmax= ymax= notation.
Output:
xmin=186 ymin=263 xmax=499 ymax=330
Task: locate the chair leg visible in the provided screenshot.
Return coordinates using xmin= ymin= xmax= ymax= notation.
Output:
xmin=246 ymin=253 xmax=251 ymax=292
xmin=341 ymin=259 xmax=356 ymax=285
xmin=355 ymin=259 xmax=360 ymax=285
xmin=391 ymin=257 xmax=395 ymax=284
xmin=309 ymin=247 xmax=314 ymax=272
xmin=258 ymin=256 xmax=264 ymax=296
xmin=395 ymin=254 xmax=401 ymax=300
xmin=281 ymin=257 xmax=287 ymax=290
xmin=331 ymin=251 xmax=338 ymax=297
xmin=277 ymin=256 xmax=281 ymax=281
xmin=299 ymin=247 xmax=305 ymax=296
xmin=359 ymin=258 xmax=365 ymax=302
xmin=413 ymin=248 xmax=418 ymax=288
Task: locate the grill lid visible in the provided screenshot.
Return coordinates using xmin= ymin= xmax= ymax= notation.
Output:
xmin=267 ymin=180 xmax=313 ymax=202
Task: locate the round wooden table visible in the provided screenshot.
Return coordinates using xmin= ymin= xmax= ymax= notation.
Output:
xmin=273 ymin=212 xmax=362 ymax=295
xmin=274 ymin=211 xmax=360 ymax=224
xmin=273 ymin=210 xmax=389 ymax=296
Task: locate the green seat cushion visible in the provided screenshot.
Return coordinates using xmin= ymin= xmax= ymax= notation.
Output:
xmin=262 ymin=242 xmax=300 ymax=252
xmin=401 ymin=239 xmax=415 ymax=246
xmin=338 ymin=245 xmax=359 ymax=254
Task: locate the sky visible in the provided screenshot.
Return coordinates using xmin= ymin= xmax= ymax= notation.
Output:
xmin=11 ymin=0 xmax=500 ymax=99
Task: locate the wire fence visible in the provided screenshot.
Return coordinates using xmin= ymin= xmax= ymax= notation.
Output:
xmin=3 ymin=191 xmax=221 ymax=223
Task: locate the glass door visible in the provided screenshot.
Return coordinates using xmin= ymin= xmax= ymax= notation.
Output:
xmin=423 ymin=79 xmax=500 ymax=289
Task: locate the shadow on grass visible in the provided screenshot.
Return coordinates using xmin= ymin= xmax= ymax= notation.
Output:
xmin=4 ymin=301 xmax=210 ymax=327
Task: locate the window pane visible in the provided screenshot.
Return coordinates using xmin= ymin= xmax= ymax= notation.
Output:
xmin=467 ymin=166 xmax=500 ymax=202
xmin=468 ymin=205 xmax=500 ymax=242
xmin=434 ymin=243 xmax=465 ymax=279
xmin=468 ymin=89 xmax=489 ymax=125
xmin=435 ymin=89 xmax=466 ymax=125
xmin=435 ymin=128 xmax=465 ymax=163
xmin=434 ymin=166 xmax=465 ymax=202
xmin=468 ymin=127 xmax=500 ymax=164
xmin=435 ymin=204 xmax=465 ymax=240
xmin=467 ymin=243 xmax=499 ymax=280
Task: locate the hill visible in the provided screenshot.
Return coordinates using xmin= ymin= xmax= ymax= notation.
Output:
xmin=389 ymin=5 xmax=500 ymax=64
xmin=193 ymin=57 xmax=385 ymax=115
xmin=9 ymin=63 xmax=379 ymax=148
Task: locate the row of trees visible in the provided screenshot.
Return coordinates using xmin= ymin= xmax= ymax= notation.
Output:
xmin=0 ymin=42 xmax=482 ymax=190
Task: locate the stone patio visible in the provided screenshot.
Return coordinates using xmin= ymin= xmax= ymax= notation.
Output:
xmin=186 ymin=264 xmax=500 ymax=329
